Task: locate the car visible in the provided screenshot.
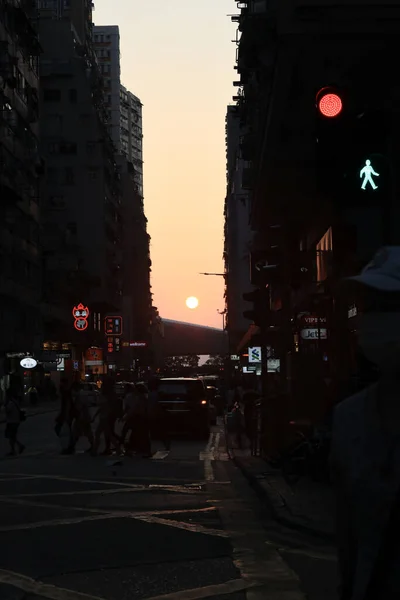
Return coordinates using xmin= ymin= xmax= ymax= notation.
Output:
xmin=157 ymin=378 xmax=210 ymax=438
xmin=80 ymin=382 xmax=101 ymax=406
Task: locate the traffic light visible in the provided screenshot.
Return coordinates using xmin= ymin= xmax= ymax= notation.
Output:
xmin=242 ymin=287 xmax=270 ymax=326
xmin=345 ymin=109 xmax=389 ymax=205
xmin=315 ymin=85 xmax=389 ymax=206
xmin=317 ymin=87 xmax=344 ymax=119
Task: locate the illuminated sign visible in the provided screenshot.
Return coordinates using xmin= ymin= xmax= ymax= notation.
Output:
xmin=360 ymin=159 xmax=379 ymax=190
xmin=105 ymin=316 xmax=123 ymax=336
xmin=20 ymin=357 xmax=37 ymax=369
xmin=248 ymin=347 xmax=262 ymax=363
xmin=107 ymin=337 xmax=114 ymax=353
xmin=301 ymin=328 xmax=328 ymax=340
xmin=73 ymin=303 xmax=89 ymax=331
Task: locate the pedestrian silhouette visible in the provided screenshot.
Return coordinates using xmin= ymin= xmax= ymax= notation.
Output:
xmin=360 ymin=159 xmax=379 ymax=190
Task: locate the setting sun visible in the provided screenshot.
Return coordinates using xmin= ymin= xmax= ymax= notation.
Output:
xmin=186 ymin=296 xmax=199 ymax=310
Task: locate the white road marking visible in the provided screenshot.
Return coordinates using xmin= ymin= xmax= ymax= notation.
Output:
xmin=144 ymin=578 xmax=260 ymax=600
xmin=151 ymin=450 xmax=170 ymax=460
xmin=0 ymin=568 xmax=106 ymax=600
xmin=134 ymin=514 xmax=229 ymax=537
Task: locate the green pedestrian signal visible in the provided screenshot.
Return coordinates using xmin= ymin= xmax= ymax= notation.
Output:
xmin=360 ymin=159 xmax=379 ymax=191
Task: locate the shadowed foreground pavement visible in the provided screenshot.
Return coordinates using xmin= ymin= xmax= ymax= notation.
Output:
xmin=0 ymin=413 xmax=337 ymax=599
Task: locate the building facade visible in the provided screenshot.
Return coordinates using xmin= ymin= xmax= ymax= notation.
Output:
xmin=0 ymin=0 xmax=43 ymax=366
xmin=232 ymin=0 xmax=400 ymax=454
xmin=224 ymin=105 xmax=254 ymax=351
xmin=37 ymin=1 xmax=123 ymax=355
xmin=92 ymin=25 xmax=121 ymax=150
xmin=120 ymin=86 xmax=143 ymax=198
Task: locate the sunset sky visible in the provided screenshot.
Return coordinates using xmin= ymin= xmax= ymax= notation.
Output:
xmin=94 ymin=0 xmax=237 ymax=329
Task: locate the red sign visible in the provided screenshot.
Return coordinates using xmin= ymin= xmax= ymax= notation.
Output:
xmin=105 ymin=316 xmax=123 ymax=336
xmin=73 ymin=303 xmax=89 ymax=331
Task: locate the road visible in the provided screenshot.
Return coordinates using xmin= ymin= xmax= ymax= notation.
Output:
xmin=0 ymin=412 xmax=338 ymax=600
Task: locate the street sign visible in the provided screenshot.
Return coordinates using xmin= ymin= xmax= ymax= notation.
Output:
xmin=248 ymin=346 xmax=262 ymax=363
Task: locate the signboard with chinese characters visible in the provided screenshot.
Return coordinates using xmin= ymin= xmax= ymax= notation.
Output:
xmin=73 ymin=303 xmax=89 ymax=331
xmin=105 ymin=316 xmax=123 ymax=336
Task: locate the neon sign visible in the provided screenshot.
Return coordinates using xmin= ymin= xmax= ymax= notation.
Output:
xmin=73 ymin=303 xmax=89 ymax=331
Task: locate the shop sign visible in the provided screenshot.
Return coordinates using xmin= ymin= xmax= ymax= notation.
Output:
xmin=57 ymin=351 xmax=72 ymax=360
xmin=248 ymin=347 xmax=262 ymax=363
xmin=105 ymin=316 xmax=123 ymax=336
xmin=57 ymin=358 xmax=65 ymax=371
xmin=230 ymin=355 xmax=240 ymax=361
xmin=129 ymin=341 xmax=147 ymax=347
xmin=301 ymin=315 xmax=327 ymax=326
xmin=85 ymin=347 xmax=103 ymax=366
xmin=301 ymin=328 xmax=328 ymax=341
xmin=73 ymin=303 xmax=89 ymax=331
xmin=20 ymin=357 xmax=37 ymax=369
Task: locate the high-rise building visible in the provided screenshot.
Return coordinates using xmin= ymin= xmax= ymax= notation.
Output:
xmin=120 ymin=86 xmax=143 ymax=198
xmin=92 ymin=27 xmax=144 ymax=198
xmin=37 ymin=1 xmax=123 ymax=348
xmin=224 ymin=105 xmax=254 ymax=350
xmin=0 ymin=0 xmax=43 ymax=365
xmin=92 ymin=25 xmax=121 ymax=149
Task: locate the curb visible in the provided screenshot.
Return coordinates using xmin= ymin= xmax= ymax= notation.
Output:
xmin=229 ymin=448 xmax=335 ymax=542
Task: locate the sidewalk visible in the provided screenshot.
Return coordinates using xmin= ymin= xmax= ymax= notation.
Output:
xmin=0 ymin=400 xmax=59 ymax=424
xmin=229 ymin=445 xmax=335 ymax=541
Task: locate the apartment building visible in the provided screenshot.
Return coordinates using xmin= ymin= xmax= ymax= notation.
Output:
xmin=120 ymin=85 xmax=143 ymax=198
xmin=92 ymin=25 xmax=121 ymax=150
xmin=0 ymin=0 xmax=43 ymax=363
xmin=38 ymin=2 xmax=123 ymax=345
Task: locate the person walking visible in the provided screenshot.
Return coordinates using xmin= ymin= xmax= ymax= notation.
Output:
xmin=71 ymin=382 xmax=94 ymax=454
xmin=93 ymin=380 xmax=121 ymax=456
xmin=4 ymin=385 xmax=25 ymax=456
xmin=55 ymin=378 xmax=74 ymax=454
xmin=148 ymin=378 xmax=171 ymax=452
xmin=127 ymin=383 xmax=151 ymax=457
xmin=331 ymin=247 xmax=400 ymax=600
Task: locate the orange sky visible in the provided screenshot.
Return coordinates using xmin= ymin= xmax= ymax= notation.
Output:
xmin=94 ymin=0 xmax=237 ymax=329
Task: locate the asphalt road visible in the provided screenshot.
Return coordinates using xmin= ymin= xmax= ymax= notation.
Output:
xmin=0 ymin=412 xmax=338 ymax=600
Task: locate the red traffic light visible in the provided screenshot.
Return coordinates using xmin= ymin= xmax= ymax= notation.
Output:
xmin=317 ymin=88 xmax=343 ymax=118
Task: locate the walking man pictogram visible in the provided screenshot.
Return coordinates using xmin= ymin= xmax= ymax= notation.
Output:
xmin=360 ymin=159 xmax=379 ymax=190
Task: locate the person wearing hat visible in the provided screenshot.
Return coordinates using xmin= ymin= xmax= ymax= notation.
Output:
xmin=331 ymin=247 xmax=400 ymax=599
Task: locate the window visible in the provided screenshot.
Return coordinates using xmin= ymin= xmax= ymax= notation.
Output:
xmin=47 ymin=167 xmax=58 ymax=183
xmin=65 ymin=167 xmax=74 ymax=184
xmin=16 ymin=70 xmax=26 ymax=102
xmin=48 ymin=142 xmax=59 ymax=154
xmin=46 ymin=114 xmax=63 ymax=134
xmin=67 ymin=222 xmax=77 ymax=235
xmin=43 ymin=89 xmax=61 ymax=102
xmin=69 ymin=89 xmax=77 ymax=103
xmin=86 ymin=142 xmax=96 ymax=155
xmin=60 ymin=142 xmax=77 ymax=154
xmin=48 ymin=195 xmax=65 ymax=210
